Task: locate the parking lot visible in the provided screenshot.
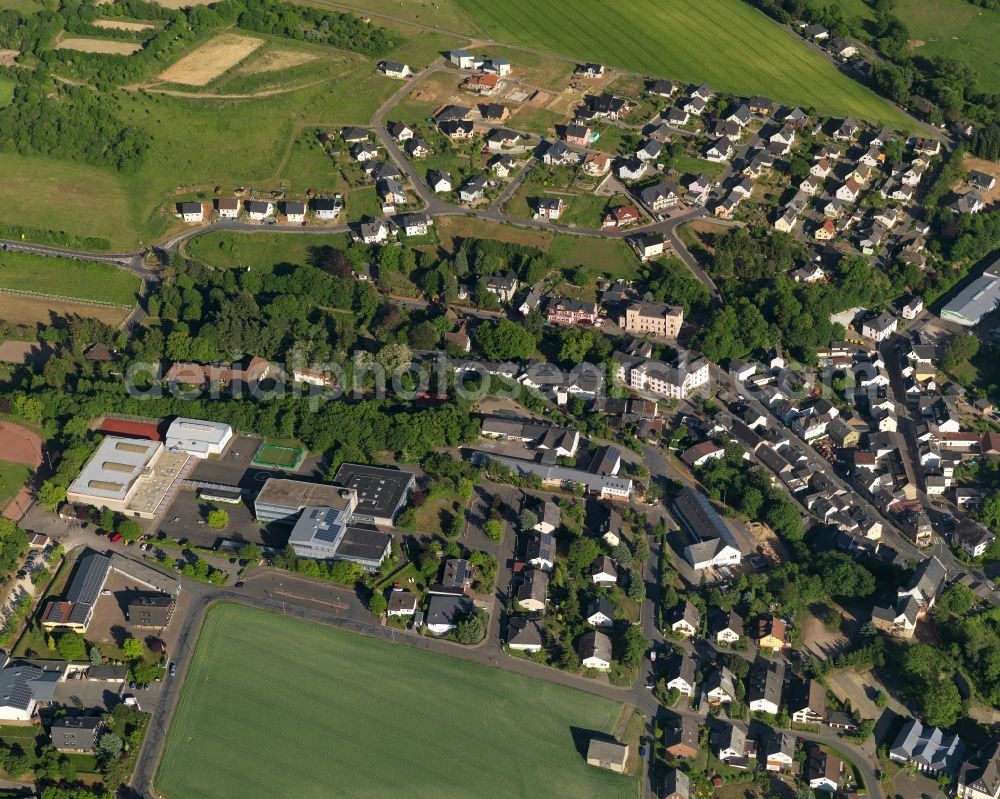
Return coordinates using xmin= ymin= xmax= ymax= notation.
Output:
xmin=151 ymin=436 xmax=328 ymax=550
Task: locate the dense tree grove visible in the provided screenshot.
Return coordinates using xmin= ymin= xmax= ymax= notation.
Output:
xmin=0 ymin=73 xmax=148 ymax=172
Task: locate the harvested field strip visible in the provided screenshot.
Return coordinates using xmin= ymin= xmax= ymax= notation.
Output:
xmin=93 ymin=19 xmax=155 ymax=32
xmin=156 ymin=33 xmax=264 ymax=86
xmin=0 ymin=295 xmax=130 ymax=327
xmin=54 ymin=37 xmax=142 ymax=55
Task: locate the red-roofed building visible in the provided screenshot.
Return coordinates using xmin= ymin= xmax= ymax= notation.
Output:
xmin=97 ymin=418 xmax=161 ymax=441
xmin=982 ymin=432 xmax=1000 ymax=456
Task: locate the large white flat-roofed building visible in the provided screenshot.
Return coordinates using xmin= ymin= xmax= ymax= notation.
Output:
xmin=942 ymin=265 xmax=1000 ymax=326
xmin=165 ymin=418 xmax=233 ymax=459
xmin=287 ymin=506 xmax=392 ymax=570
xmin=254 ymin=479 xmax=358 ymax=526
xmin=66 ymin=437 xmax=190 ymax=519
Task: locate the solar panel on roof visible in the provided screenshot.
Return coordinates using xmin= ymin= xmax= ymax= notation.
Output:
xmin=313 ymin=526 xmax=339 ymax=543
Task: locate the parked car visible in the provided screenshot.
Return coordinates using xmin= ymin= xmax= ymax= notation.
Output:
xmin=169 ymin=662 xmax=176 ymax=677
xmin=109 ymin=532 xmax=122 ymax=544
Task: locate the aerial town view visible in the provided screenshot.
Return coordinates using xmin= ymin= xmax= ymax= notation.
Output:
xmin=2 ymin=0 xmax=1000 ymax=797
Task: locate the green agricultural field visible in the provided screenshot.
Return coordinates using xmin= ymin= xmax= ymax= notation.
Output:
xmin=895 ymin=0 xmax=1000 ymax=90
xmin=184 ymin=230 xmax=351 ymax=270
xmin=0 ymin=252 xmax=140 ymax=306
xmin=549 ymin=235 xmax=640 ymax=280
xmin=156 ymin=604 xmax=638 ymax=799
xmin=0 ymin=461 xmax=31 ymax=511
xmin=302 ymin=0 xmax=486 ymax=37
xmin=454 ymin=0 xmax=914 ymax=127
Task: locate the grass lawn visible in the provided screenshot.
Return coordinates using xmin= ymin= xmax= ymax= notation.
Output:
xmin=454 ymin=0 xmax=914 ymax=127
xmin=184 ymin=230 xmax=350 ymax=270
xmin=672 ymin=154 xmax=728 ymax=181
xmin=0 ymin=252 xmax=140 ymax=306
xmin=302 ymin=0 xmax=487 ymax=37
xmin=549 ymin=235 xmax=639 ymax=278
xmin=156 ymin=603 xmax=638 ymax=799
xmin=0 ymin=79 xmax=14 ymax=109
xmin=894 ymin=0 xmax=1000 ymax=90
xmin=0 ymin=461 xmax=30 ymax=510
xmin=8 ymin=37 xmax=402 ymax=250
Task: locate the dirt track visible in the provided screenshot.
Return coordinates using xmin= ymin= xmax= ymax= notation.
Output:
xmin=0 ymin=421 xmax=42 ymax=522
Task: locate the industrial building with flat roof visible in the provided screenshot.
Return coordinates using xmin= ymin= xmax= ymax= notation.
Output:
xmin=941 ymin=263 xmax=1000 ymax=326
xmin=287 ymin=506 xmax=392 ymax=571
xmin=254 ymin=478 xmax=357 ymax=525
xmin=331 ymin=463 xmax=415 ymax=526
xmin=164 ymin=417 xmax=233 ymax=459
xmin=66 ymin=437 xmax=190 ymax=519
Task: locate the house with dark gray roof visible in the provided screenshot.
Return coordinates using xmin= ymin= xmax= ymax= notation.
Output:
xmin=890 ymin=718 xmax=965 ymax=775
xmin=51 ymin=716 xmax=104 ymax=753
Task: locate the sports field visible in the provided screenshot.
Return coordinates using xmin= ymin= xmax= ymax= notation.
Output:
xmin=252 ymin=442 xmax=305 ymax=469
xmin=454 ymin=0 xmax=914 ymax=127
xmin=0 ymin=252 xmax=140 ymax=306
xmin=0 ymin=461 xmax=31 ymax=511
xmin=156 ymin=604 xmax=637 ymax=799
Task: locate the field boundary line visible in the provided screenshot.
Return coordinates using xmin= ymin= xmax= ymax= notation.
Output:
xmin=0 ymin=287 xmax=132 ymax=309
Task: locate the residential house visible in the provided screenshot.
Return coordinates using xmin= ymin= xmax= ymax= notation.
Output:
xmin=617 ymin=158 xmax=648 ymax=181
xmin=565 ymin=123 xmax=591 ymax=146
xmin=814 ymin=219 xmax=837 ymax=241
xmin=902 ymin=297 xmax=923 ymax=320
xmin=401 ymin=213 xmax=432 ymax=237
xmin=663 ymin=716 xmax=699 ymax=758
xmin=51 ymin=717 xmax=104 ymax=753
xmin=479 ymin=102 xmax=509 ymax=123
xmin=462 ymin=72 xmax=499 ymax=94
xmin=620 ymin=301 xmax=683 ymax=338
xmin=710 ymin=609 xmax=743 ymax=645
xmin=378 ymin=60 xmax=411 ymax=78
xmin=763 ymin=731 xmax=797 ymax=772
xmin=516 ymin=569 xmax=548 ymax=612
xmin=178 ymin=202 xmax=203 ymax=223
xmin=670 ymin=601 xmax=700 ymax=637
xmin=578 ymin=630 xmax=613 ymax=671
xmin=681 ymin=442 xmax=724 ymax=469
xmin=439 ymin=119 xmax=475 ymax=140
xmin=428 ymin=170 xmax=452 ymax=194
xmin=969 ymin=171 xmax=997 ymax=193
xmin=425 ymin=594 xmax=473 ymax=635
xmin=833 ymin=117 xmax=859 ymax=141
xmin=387 ymin=121 xmax=414 ymax=141
xmin=216 ymin=198 xmax=239 ymax=218
xmin=536 ymin=196 xmax=566 ymax=220
xmin=640 ymin=182 xmax=681 ymax=212
xmin=591 ymin=556 xmax=618 ymax=587
xmin=582 ymin=151 xmax=611 ymax=176
xmin=791 ymin=679 xmax=827 ymax=724
xmin=665 ymin=653 xmax=697 ymax=697
xmin=312 ymin=197 xmax=341 ymax=221
xmin=603 ymin=205 xmax=641 ymax=229
xmin=340 ymin=126 xmax=369 ymax=143
xmin=747 ymin=659 xmax=785 ymax=715
xmin=836 ymin=179 xmax=862 ymax=203
xmin=351 ymin=142 xmax=379 ymax=162
xmin=953 ymin=191 xmax=985 ymax=215
xmin=449 ymin=49 xmax=475 ymax=69
xmin=546 ymin=297 xmax=600 ymax=327
xmin=955 ymin=521 xmax=996 ymax=558
xmin=458 ymin=174 xmax=488 ymax=202
xmin=586 ymin=738 xmax=628 ymax=773
xmin=662 ymin=769 xmax=690 ymax=799
xmin=704 ymin=667 xmax=737 ymax=705
xmin=957 ymin=739 xmax=1000 ymax=799
xmin=807 ymin=744 xmax=843 ymax=791
xmin=386 ymin=588 xmax=418 ymax=617
xmin=541 ymin=140 xmax=577 ymax=166
xmin=483 ymin=272 xmax=519 ymax=303
xmin=860 ymin=312 xmax=897 ymax=343
xmin=574 ymin=63 xmax=605 ymax=78
xmin=754 ymin=614 xmax=786 ymax=652
xmin=586 ymin=596 xmax=616 ymax=628
xmin=245 ymin=200 xmax=273 ymax=221
xmin=526 ymin=530 xmax=556 ymax=571
xmin=506 ymin=616 xmax=543 ymax=653
xmin=631 ymin=232 xmax=667 ymax=261
xmin=533 ymin=501 xmax=560 ymax=535
xmin=714 ymin=723 xmax=748 ymax=765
